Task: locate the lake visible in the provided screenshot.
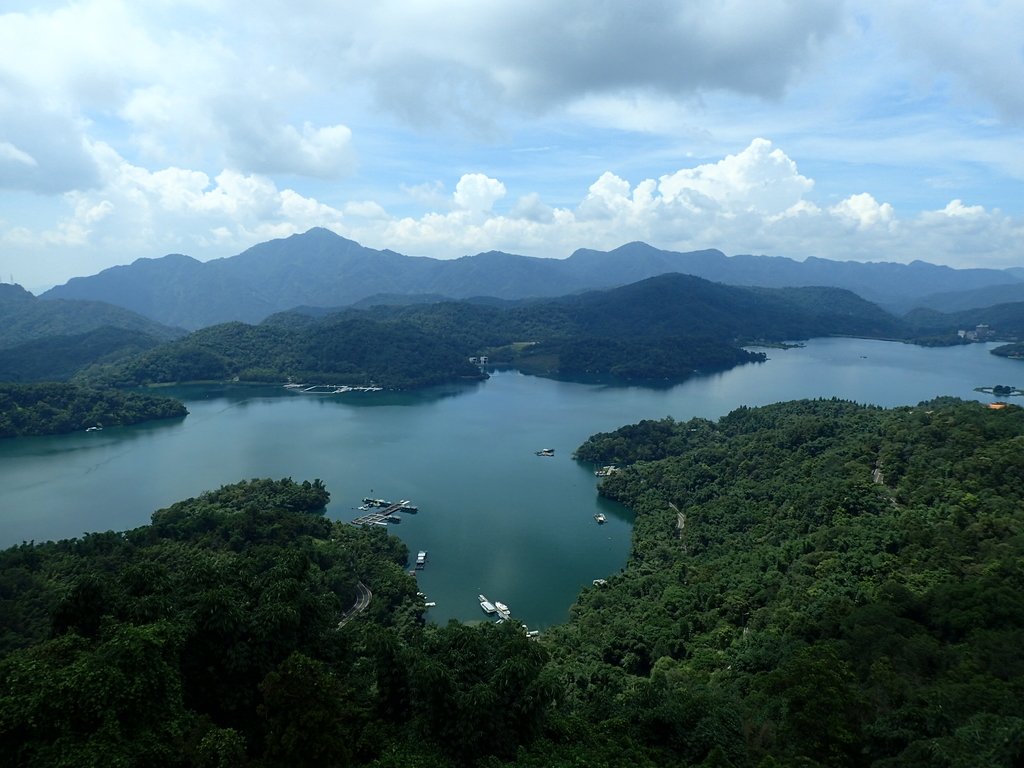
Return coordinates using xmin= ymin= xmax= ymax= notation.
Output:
xmin=1 ymin=337 xmax=1021 ymax=628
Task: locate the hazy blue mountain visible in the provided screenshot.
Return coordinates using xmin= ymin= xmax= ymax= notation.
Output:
xmin=41 ymin=228 xmax=1021 ymax=329
xmin=901 ymin=282 xmax=1024 ymax=314
xmin=569 ymin=243 xmax=1021 ymax=308
xmin=0 ymin=282 xmax=184 ymax=350
xmin=905 ymin=300 xmax=1024 ymax=339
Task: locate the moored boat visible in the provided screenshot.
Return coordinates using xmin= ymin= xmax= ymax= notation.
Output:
xmin=479 ymin=594 xmax=497 ymax=614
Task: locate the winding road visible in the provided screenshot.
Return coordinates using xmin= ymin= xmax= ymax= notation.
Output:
xmin=337 ymin=581 xmax=372 ymax=628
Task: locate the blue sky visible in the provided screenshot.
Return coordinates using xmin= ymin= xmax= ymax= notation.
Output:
xmin=1 ymin=0 xmax=1022 ymax=292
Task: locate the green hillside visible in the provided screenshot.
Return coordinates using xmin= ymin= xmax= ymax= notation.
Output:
xmin=0 ymin=283 xmax=182 ymax=350
xmin=3 ymin=399 xmax=1022 ymax=765
xmin=84 ymin=317 xmax=487 ymax=389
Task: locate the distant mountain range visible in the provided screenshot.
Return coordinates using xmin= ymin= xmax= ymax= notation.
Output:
xmin=40 ymin=228 xmax=1023 ymax=330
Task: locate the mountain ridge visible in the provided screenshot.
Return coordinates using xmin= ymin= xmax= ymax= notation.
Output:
xmin=41 ymin=228 xmax=1022 ymax=329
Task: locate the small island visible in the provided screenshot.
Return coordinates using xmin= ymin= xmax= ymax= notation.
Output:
xmin=974 ymin=384 xmax=1023 ymax=397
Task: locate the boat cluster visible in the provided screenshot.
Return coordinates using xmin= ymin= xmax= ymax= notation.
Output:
xmin=359 ymin=497 xmax=419 ymax=513
xmin=478 ymin=594 xmax=540 ymax=637
xmin=478 ymin=594 xmax=510 ymax=620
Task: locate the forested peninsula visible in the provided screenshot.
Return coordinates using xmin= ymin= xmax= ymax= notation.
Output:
xmin=2 ymin=398 xmax=1022 ymax=765
xmin=992 ymin=341 xmax=1024 ymax=360
xmin=0 ymin=383 xmax=187 ymax=438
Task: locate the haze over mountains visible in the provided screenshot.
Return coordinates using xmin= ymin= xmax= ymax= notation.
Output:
xmin=0 ymin=283 xmax=182 ymax=348
xmin=41 ymin=228 xmax=1023 ymax=330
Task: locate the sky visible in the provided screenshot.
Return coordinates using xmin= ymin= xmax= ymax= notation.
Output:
xmin=1 ymin=1 xmax=1023 ymax=293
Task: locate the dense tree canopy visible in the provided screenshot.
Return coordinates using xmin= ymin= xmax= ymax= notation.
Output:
xmin=562 ymin=397 xmax=1024 ymax=766
xmin=3 ymin=399 xmax=1023 ymax=765
xmin=82 ymin=318 xmax=487 ymax=389
xmin=0 ymin=382 xmax=186 ymax=437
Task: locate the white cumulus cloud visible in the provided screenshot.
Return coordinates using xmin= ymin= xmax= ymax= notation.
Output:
xmin=830 ymin=193 xmax=896 ymax=230
xmin=453 ymin=173 xmax=506 ymax=212
xmin=5 ymin=138 xmax=1024 ymax=292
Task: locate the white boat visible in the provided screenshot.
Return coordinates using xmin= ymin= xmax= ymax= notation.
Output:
xmin=415 ymin=551 xmax=427 ymax=569
xmin=494 ymin=601 xmax=509 ymax=614
xmin=594 ymin=513 xmax=607 ymax=524
xmin=478 ymin=594 xmax=497 ymax=614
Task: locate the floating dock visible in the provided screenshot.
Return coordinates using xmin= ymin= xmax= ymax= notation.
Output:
xmin=351 ymin=499 xmax=419 ymax=526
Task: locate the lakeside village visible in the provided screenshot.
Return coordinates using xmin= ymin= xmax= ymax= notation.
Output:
xmin=348 ymin=447 xmax=617 ymax=636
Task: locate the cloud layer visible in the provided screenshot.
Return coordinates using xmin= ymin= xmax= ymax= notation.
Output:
xmin=5 ymin=138 xmax=1021 ymax=292
xmin=1 ymin=1 xmax=1022 ymax=290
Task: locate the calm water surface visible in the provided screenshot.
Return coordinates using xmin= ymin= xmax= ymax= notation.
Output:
xmin=1 ymin=338 xmax=1020 ymax=627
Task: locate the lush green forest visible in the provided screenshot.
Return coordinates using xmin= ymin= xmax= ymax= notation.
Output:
xmin=89 ymin=272 xmax=887 ymax=388
xmin=81 ymin=317 xmax=487 ymax=389
xmin=3 ymin=400 xmax=1023 ymax=765
xmin=264 ymin=273 xmax=908 ymax=383
xmin=13 ymin=269 xmax=1004 ymax=389
xmin=0 ymin=326 xmax=166 ymax=382
xmin=0 ymin=383 xmax=187 ymax=437
xmin=0 ymin=478 xmax=552 ymax=767
xmin=565 ymin=397 xmax=1024 ymax=766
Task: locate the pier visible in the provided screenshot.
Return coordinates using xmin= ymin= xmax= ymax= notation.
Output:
xmin=285 ymin=383 xmax=384 ymax=394
xmin=351 ymin=499 xmax=419 ymax=526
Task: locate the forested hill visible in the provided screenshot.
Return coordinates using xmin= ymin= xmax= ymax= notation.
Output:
xmin=360 ymin=273 xmax=905 ymax=380
xmin=0 ymin=282 xmax=183 ymax=349
xmin=565 ymin=397 xmax=1024 ymax=766
xmin=905 ymin=298 xmax=1024 ymax=340
xmin=534 ymin=275 xmax=903 ymax=340
xmin=0 ymin=326 xmax=167 ymax=382
xmin=0 ymin=478 xmax=552 ymax=766
xmin=82 ymin=316 xmax=487 ymax=389
xmin=0 ymin=383 xmax=186 ymax=437
xmin=41 ymin=227 xmax=1021 ymax=328
xmin=81 ymin=272 xmax=904 ymax=387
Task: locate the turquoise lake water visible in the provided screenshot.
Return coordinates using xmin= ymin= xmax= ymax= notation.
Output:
xmin=1 ymin=338 xmax=1020 ymax=627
